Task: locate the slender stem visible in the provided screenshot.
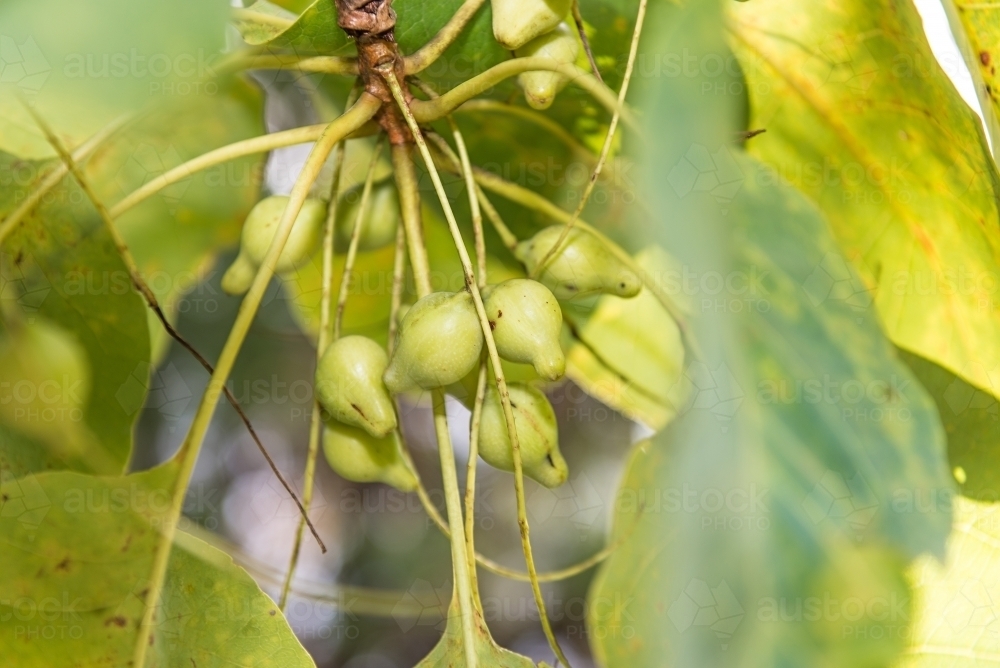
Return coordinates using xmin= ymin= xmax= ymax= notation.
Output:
xmin=533 ymin=0 xmax=647 ymax=277
xmin=231 ymin=6 xmax=293 ymax=30
xmin=334 ymin=138 xmax=385 ymax=339
xmin=411 ymin=57 xmax=637 ymax=132
xmin=244 ymin=53 xmax=359 ymax=76
xmin=404 ymin=0 xmax=488 ymax=74
xmin=0 ymin=114 xmax=131 ymax=249
xmin=387 ymin=224 xmax=408 ymax=354
xmin=391 ymin=144 xmax=433 ymax=294
xmin=278 ymin=87 xmax=356 ymax=607
xmin=414 ymin=481 xmax=635 ymax=582
xmin=447 ymin=111 xmax=488 ymax=610
xmin=132 ymin=94 xmax=380 ymax=668
xmin=456 ymin=100 xmax=597 ymax=167
xmin=424 ymin=133 xmax=518 ymax=251
xmin=382 ymin=67 xmax=570 ymax=668
xmin=21 ymin=99 xmax=328 ymax=549
xmin=446 ymin=119 xmax=486 ymax=283
xmin=108 ymin=122 xmax=376 ymax=219
xmin=390 ymin=142 xmax=479 ymax=668
xmin=571 ymin=0 xmax=603 ymax=83
xmin=464 ymin=360 xmax=487 ymax=605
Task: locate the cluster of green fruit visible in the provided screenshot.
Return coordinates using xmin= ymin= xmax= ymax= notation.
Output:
xmin=222 ymin=172 xmax=642 ymax=490
xmin=492 ymin=0 xmax=581 ymax=109
xmin=220 ymin=182 xmax=400 ymax=296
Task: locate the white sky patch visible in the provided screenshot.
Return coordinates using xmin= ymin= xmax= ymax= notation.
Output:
xmin=913 ymin=0 xmax=988 ymax=140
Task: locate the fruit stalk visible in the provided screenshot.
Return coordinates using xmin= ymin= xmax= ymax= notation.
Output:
xmin=131 ymin=95 xmax=380 ymax=668
xmin=381 ymin=66 xmax=571 ymax=668
xmin=390 ymin=140 xmax=480 ymax=668
xmin=533 ymin=0 xmax=648 ymax=276
xmin=279 ymin=84 xmax=356 ymax=607
xmin=334 ymin=138 xmax=385 ymax=339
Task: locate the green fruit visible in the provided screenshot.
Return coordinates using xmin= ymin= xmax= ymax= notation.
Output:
xmin=323 ymin=421 xmax=417 ymax=492
xmin=492 ymin=0 xmax=571 ymax=50
xmin=484 ymin=279 xmax=564 ymax=380
xmin=336 ymin=179 xmax=400 ymax=252
xmin=516 ymin=226 xmax=642 ymax=299
xmin=315 ymin=335 xmax=396 ymax=438
xmin=383 ymin=291 xmax=484 ymax=393
xmin=0 ymin=319 xmax=92 ymax=455
xmin=222 ymin=195 xmax=327 ymax=295
xmin=478 ymin=383 xmax=567 ymax=488
xmin=515 ymin=23 xmax=579 ymax=110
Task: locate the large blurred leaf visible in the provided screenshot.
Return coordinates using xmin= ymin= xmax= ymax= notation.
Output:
xmin=728 ymin=0 xmax=1000 ymax=407
xmin=563 ymin=246 xmax=688 ymax=430
xmin=899 ymin=349 xmax=999 ymax=501
xmin=589 ymin=4 xmax=952 ymax=665
xmin=942 ymin=0 xmax=1000 ymax=161
xmin=901 ymin=497 xmax=1000 ymax=667
xmin=0 ymin=463 xmax=314 ymax=666
xmin=92 ymin=78 xmax=266 ymax=360
xmin=590 ymin=153 xmax=954 ymax=666
xmin=1 ymin=153 xmax=150 ymax=476
xmin=0 ymin=0 xmax=230 ymax=159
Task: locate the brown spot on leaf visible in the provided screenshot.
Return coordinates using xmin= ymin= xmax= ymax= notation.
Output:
xmin=55 ymin=557 xmax=71 ymax=572
xmin=982 ymin=51 xmax=991 ymax=66
xmin=497 ymin=310 xmax=502 ymax=318
xmin=105 ymin=616 xmax=127 ymax=628
xmin=269 ymin=609 xmax=277 ymax=616
xmin=488 ymin=320 xmax=496 ymax=330
xmin=1 ymin=493 xmax=8 ymax=502
xmin=351 ymin=403 xmax=366 ymax=420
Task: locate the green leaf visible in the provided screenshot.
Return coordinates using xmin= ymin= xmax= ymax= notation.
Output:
xmin=729 ymin=0 xmax=1000 ymax=406
xmin=93 ymin=78 xmax=266 ymax=360
xmin=900 ymin=496 xmax=1000 ymax=668
xmin=590 ymin=153 xmax=954 ymax=666
xmin=416 ymin=597 xmax=536 ymax=667
xmin=0 ymin=0 xmax=230 ymax=159
xmin=1 ymin=153 xmax=151 ymax=476
xmin=942 ymin=0 xmax=1000 ymax=163
xmin=589 ymin=5 xmax=952 ymax=664
xmin=395 ymin=0 xmax=507 ymax=86
xmin=234 ymin=1 xmax=299 ymax=46
xmin=235 ymin=0 xmax=353 ymax=55
xmin=563 ymin=246 xmax=688 ymax=430
xmin=0 ymin=464 xmax=314 ymax=667
xmin=898 ymin=349 xmax=998 ymax=501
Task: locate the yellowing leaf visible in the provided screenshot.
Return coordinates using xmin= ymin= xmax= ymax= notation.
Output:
xmin=901 ymin=497 xmax=1000 ymax=668
xmin=943 ymin=0 xmax=1000 ymax=162
xmin=564 ymin=246 xmax=688 ymax=430
xmin=729 ymin=0 xmax=1000 ymax=406
xmin=0 ymin=464 xmax=314 ymax=667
